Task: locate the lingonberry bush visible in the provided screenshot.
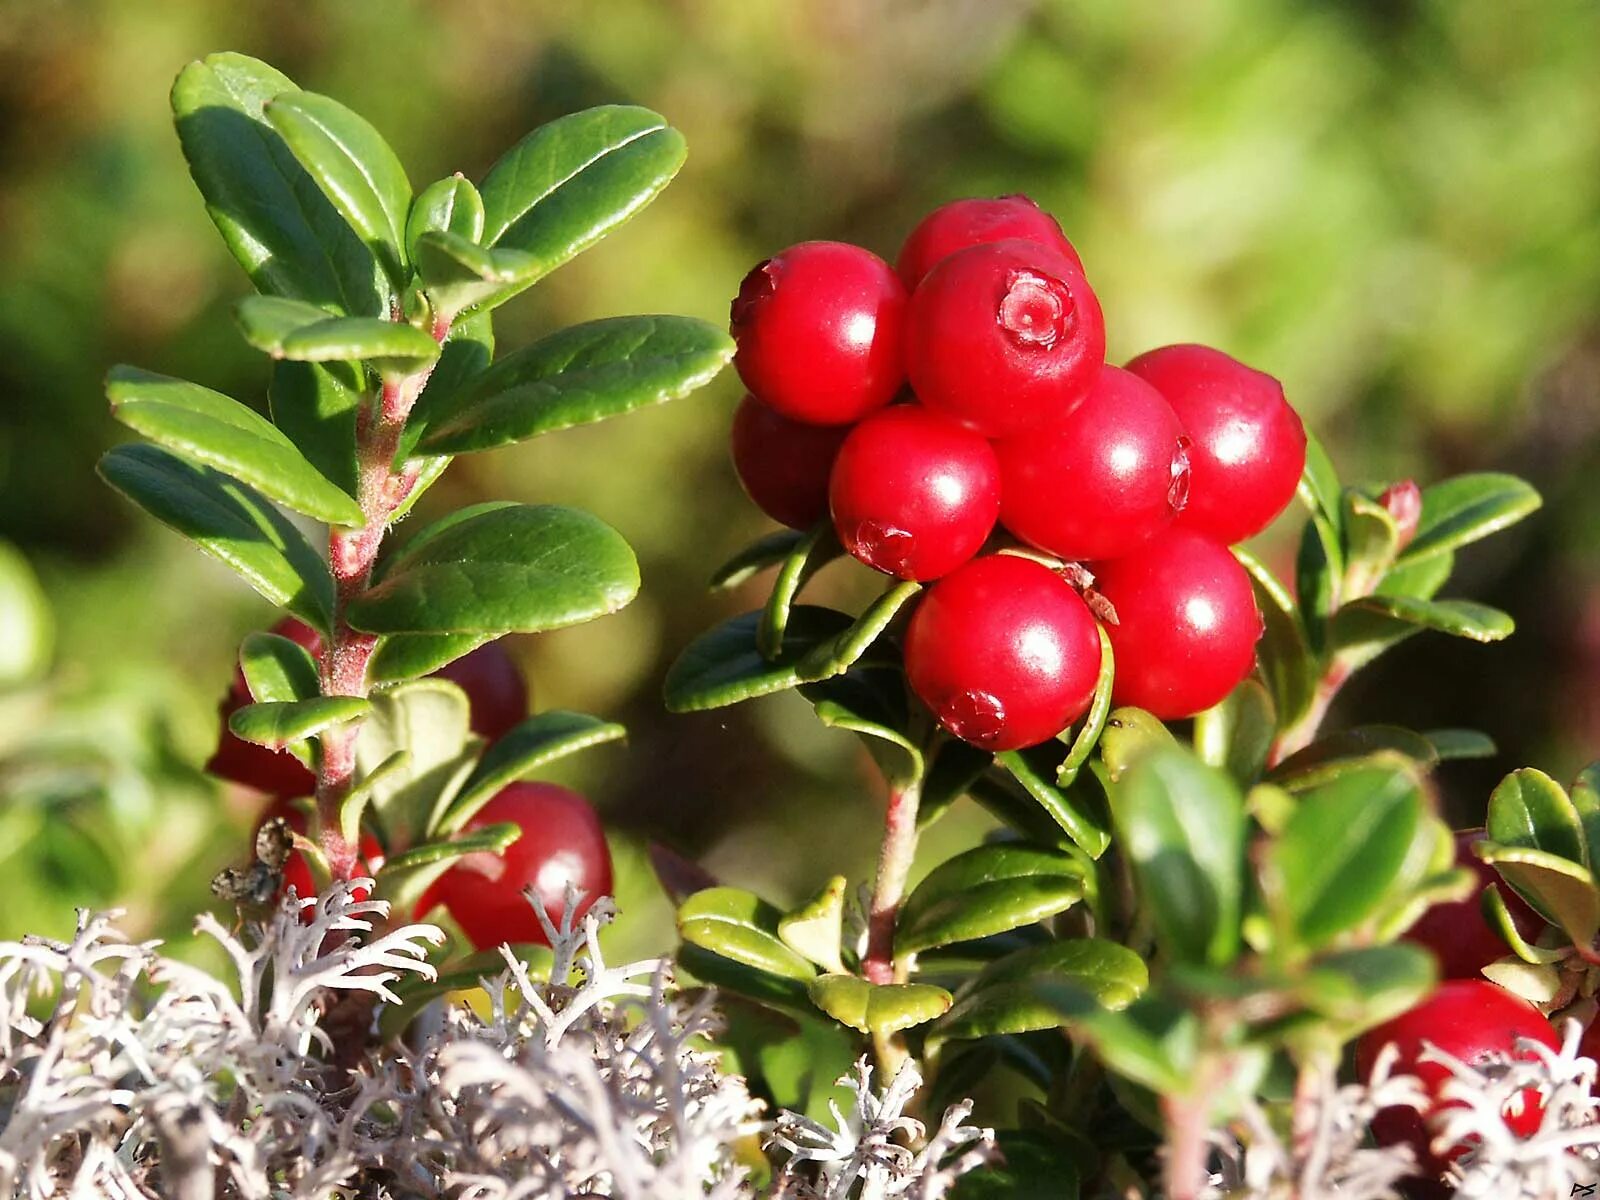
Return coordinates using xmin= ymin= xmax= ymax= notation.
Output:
xmin=1 ymin=54 xmax=1595 ymax=1200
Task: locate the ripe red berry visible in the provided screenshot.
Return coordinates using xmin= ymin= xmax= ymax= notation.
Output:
xmin=905 ymin=239 xmax=1105 ymax=438
xmin=896 ymin=194 xmax=1083 ymax=290
xmin=995 ymin=365 xmax=1191 ymax=562
xmin=433 ymin=640 xmax=528 ymax=743
xmin=1091 ymin=529 xmax=1262 ymax=719
xmin=730 ymin=241 xmax=906 ymax=426
xmin=415 ymin=782 xmax=613 ymax=951
xmin=1124 ymin=344 xmax=1306 ymax=544
xmin=1405 ymin=829 xmax=1545 ymax=980
xmin=206 ymin=617 xmax=323 ymax=796
xmin=904 ymin=555 xmax=1102 ymax=751
xmin=829 ymin=406 xmax=1000 ymax=580
xmin=1356 ymin=980 xmax=1560 ymax=1183
xmin=730 ymin=393 xmax=851 ymax=531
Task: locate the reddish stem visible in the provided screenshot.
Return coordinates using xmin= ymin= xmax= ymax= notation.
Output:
xmin=862 ymin=779 xmax=922 ymax=986
xmin=1268 ymin=658 xmax=1351 ymax=767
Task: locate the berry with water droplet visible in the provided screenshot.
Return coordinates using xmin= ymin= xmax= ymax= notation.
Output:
xmin=1125 ymin=344 xmax=1306 ymax=544
xmin=904 ymin=555 xmax=1102 ymax=750
xmin=731 ymin=241 xmax=906 ymax=426
xmin=731 ymin=393 xmax=850 ymax=530
xmin=830 ymin=406 xmax=1000 ymax=580
xmin=433 ymin=640 xmax=529 ymax=743
xmin=996 ymin=365 xmax=1191 ymax=562
xmin=415 ymin=782 xmax=613 ymax=951
xmin=896 ymin=194 xmax=1083 ymax=289
xmin=905 ymin=240 xmax=1104 ymax=438
xmin=1091 ymin=528 xmax=1262 ymax=719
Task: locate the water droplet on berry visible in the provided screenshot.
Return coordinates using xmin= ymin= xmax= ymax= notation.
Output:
xmin=1169 ymin=436 xmax=1193 ymax=513
xmin=939 ymin=689 xmax=1007 ymax=746
xmin=730 ymin=259 xmax=779 ymax=331
xmin=847 ymin=520 xmax=916 ymax=576
xmin=997 ymin=269 xmax=1075 ymax=350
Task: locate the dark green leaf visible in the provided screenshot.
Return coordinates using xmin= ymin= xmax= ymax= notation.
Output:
xmin=1234 ymin=546 xmax=1317 ymax=725
xmin=998 ymin=745 xmax=1112 ymax=858
xmin=931 ymin=939 xmax=1146 ymax=1048
xmin=1481 ymin=885 xmax=1566 ymax=966
xmin=969 ymin=777 xmax=1073 ymax=850
xmin=759 ymin=523 xmax=840 ymax=661
xmin=414 ymin=230 xmax=543 ymax=319
xmin=441 ymin=711 xmax=627 ymax=833
xmin=1034 ymin=989 xmax=1199 ymax=1095
xmin=269 ymin=360 xmax=364 ymax=500
xmin=367 ymin=633 xmax=492 ymax=682
xmin=229 ymin=696 xmax=369 ymax=748
xmin=236 ymin=297 xmax=442 ymax=375
xmin=1375 ymin=548 xmax=1454 ymax=601
xmin=1398 ymin=473 xmax=1542 ymax=564
xmin=1296 ymin=429 xmax=1343 ymax=531
xmin=802 ymin=668 xmax=921 ymax=789
xmin=98 ymin=444 xmax=333 ymax=631
xmin=664 ymin=607 xmax=854 ymax=713
xmin=953 ymin=1132 xmax=1084 ymax=1200
xmin=919 ymin=739 xmax=994 ymax=830
xmin=1295 ymin=513 xmax=1340 ymax=653
xmin=796 ymin=580 xmax=920 ymax=683
xmin=1488 ymin=768 xmax=1586 ymax=868
xmin=1269 ymin=726 xmax=1438 ymax=792
xmin=1330 ymin=595 xmax=1514 ymax=668
xmin=677 ymin=887 xmax=818 ymax=982
xmin=1424 ymin=728 xmax=1497 ymax=761
xmin=1570 ymin=761 xmax=1600 ymax=876
xmin=897 ymin=843 xmax=1087 ymax=955
xmin=676 ymin=943 xmax=814 ymax=1015
xmin=238 ymin=631 xmax=320 ymax=703
xmin=807 ymin=975 xmax=952 ymax=1035
xmin=406 ymin=175 xmax=485 ymax=263
xmin=1475 ymin=841 xmax=1600 ymax=945
xmin=382 ymin=822 xmax=519 ymax=874
xmin=1193 ymin=679 xmax=1276 ymax=787
xmin=709 ymin=530 xmax=806 ymax=591
xmin=1056 ymin=625 xmax=1115 ymax=787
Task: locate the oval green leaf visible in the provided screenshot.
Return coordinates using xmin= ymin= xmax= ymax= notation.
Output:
xmin=664 ymin=607 xmax=855 ymax=713
xmin=239 ymin=631 xmax=320 ymax=704
xmin=677 ymin=887 xmax=818 ymax=982
xmin=807 ymin=974 xmax=952 ymax=1035
xmin=1398 ymin=472 xmax=1542 ymax=565
xmin=440 ymin=710 xmax=628 ymax=834
xmin=1488 ymin=767 xmax=1586 ymax=868
xmin=896 ymin=843 xmax=1087 ymax=956
xmin=997 ymin=745 xmax=1112 ymax=858
xmin=406 ymin=175 xmax=485 ymax=263
xmin=229 ymin=696 xmax=370 ymax=748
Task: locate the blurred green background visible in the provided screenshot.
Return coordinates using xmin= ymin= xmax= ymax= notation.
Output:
xmin=2 ymin=0 xmax=1598 ymax=955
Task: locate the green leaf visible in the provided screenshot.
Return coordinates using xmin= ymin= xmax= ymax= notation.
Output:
xmin=269 ymin=360 xmax=364 ymax=499
xmin=1112 ymin=746 xmax=1245 ymax=967
xmin=778 ymin=876 xmax=848 ymax=974
xmin=1265 ymin=755 xmax=1424 ymax=949
xmin=1296 ymin=944 xmax=1436 ymax=1033
xmin=802 ymin=669 xmax=921 ymax=789
xmin=1035 ymin=989 xmax=1199 ymax=1096
xmin=1488 ymin=768 xmax=1586 ymax=868
xmin=1570 ymin=761 xmax=1600 ymax=874
xmin=710 ymin=531 xmax=806 ymax=591
xmin=382 ymin=822 xmax=519 ymax=874
xmin=236 ymin=297 xmax=442 ymax=376
xmin=440 ymin=711 xmax=627 ymax=834
xmin=1398 ymin=473 xmax=1542 ymax=564
xmin=1098 ymin=707 xmax=1177 ymax=783
xmin=1057 ymin=626 xmax=1115 ymax=787
xmin=1330 ymin=595 xmax=1514 ymax=668
xmin=919 ymin=739 xmax=993 ymax=830
xmin=355 ymin=678 xmax=478 ymax=848
xmin=677 ymin=887 xmax=818 ymax=982
xmin=171 ymin=52 xmax=384 ymax=315
xmin=677 ymin=943 xmax=814 ymax=1015
xmin=759 ymin=523 xmax=841 ymax=661
xmin=1268 ymin=726 xmax=1439 ymax=792
xmin=264 ymin=90 xmax=411 ymax=290
xmin=1297 ymin=429 xmax=1343 ymax=531
xmin=953 ymin=1132 xmax=1085 ymax=1200
xmin=1194 ymin=678 xmax=1276 ymax=787
xmin=1425 ymin=728 xmax=1497 ymax=761
xmin=414 ymin=229 xmax=544 ymax=319
xmin=1341 ymin=489 xmax=1402 ymax=590
xmin=406 ymin=175 xmax=485 ymax=264
xmin=1481 ymin=885 xmax=1567 ymax=965
xmin=1475 ymin=841 xmax=1600 ymax=945
xmin=417 ymin=315 xmax=732 ymax=454
xmin=341 ymin=750 xmax=409 ymax=846
xmin=229 ymin=696 xmax=369 ymax=748
xmin=896 ymin=843 xmax=1087 ymax=955
xmin=97 ymin=444 xmax=333 ymax=632
xmin=796 ymin=580 xmax=920 ymax=683
xmin=997 ymin=746 xmax=1112 ymax=859
xmin=238 ymin=631 xmax=320 ymax=703
xmin=1234 ymin=546 xmax=1317 ymax=725
xmin=969 ymin=777 xmax=1074 ymax=852
xmin=807 ymin=975 xmax=952 ymax=1035
xmin=478 ymin=105 xmax=686 ymax=301
xmin=347 ymin=504 xmax=639 ymax=635
xmin=107 ymin=366 xmax=363 ymax=527
xmin=663 ymin=607 xmax=854 ymax=713
xmin=1376 ymin=548 xmax=1454 ymax=601
xmin=391 ymin=310 xmax=494 ymax=496
xmin=1295 ymin=513 xmax=1340 ymax=653
xmin=367 ymin=633 xmax=492 ymax=683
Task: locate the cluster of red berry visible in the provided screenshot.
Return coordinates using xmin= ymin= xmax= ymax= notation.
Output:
xmin=728 ymin=196 xmax=1307 ymax=751
xmin=208 ymin=619 xmax=611 ymax=949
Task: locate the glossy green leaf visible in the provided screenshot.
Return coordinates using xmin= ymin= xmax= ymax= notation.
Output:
xmin=1098 ymin=707 xmax=1177 ymax=783
xmin=998 ymin=745 xmax=1112 ymax=858
xmin=1341 ymin=489 xmax=1402 ymax=591
xmin=236 ymin=297 xmax=442 ymax=375
xmin=1475 ymin=841 xmax=1600 ymax=945
xmin=1488 ymin=768 xmax=1586 ymax=868
xmin=1296 ymin=944 xmax=1436 ymax=1032
xmin=414 ymin=229 xmax=544 ymax=319
xmin=778 ymin=875 xmax=848 ymax=974
xmin=107 ymin=366 xmax=363 ymax=526
xmin=238 ymin=631 xmax=320 ymax=704
xmin=1398 ymin=473 xmax=1542 ymax=564
xmin=367 ymin=633 xmax=492 ymax=683
xmin=265 ymin=90 xmax=411 ymax=289
xmin=1295 ymin=511 xmax=1341 ymax=652
xmin=1234 ymin=546 xmax=1317 ymax=725
xmin=229 ymin=696 xmax=369 ymax=748
xmin=664 ymin=607 xmax=854 ymax=713
xmin=1194 ymin=678 xmax=1276 ymax=787
xmin=171 ymin=52 xmax=383 ymax=315
xmin=1375 ymin=548 xmax=1454 ymax=601
xmin=1297 ymin=429 xmax=1343 ymax=531
xmin=797 ymin=580 xmax=920 ymax=684
xmin=676 ymin=943 xmax=814 ymax=1015
xmin=441 ymin=710 xmax=627 ymax=833
xmin=709 ymin=530 xmax=806 ymax=591
xmin=807 ymin=975 xmax=952 ymax=1035
xmin=347 ymin=504 xmax=639 ymax=635
xmin=677 ymin=887 xmax=818 ymax=982
xmin=97 ymin=444 xmax=333 ymax=632
xmin=1330 ymin=595 xmax=1514 ymax=668
xmin=405 ymin=175 xmax=485 ymax=264
xmin=1424 ymin=728 xmax=1497 ymax=761
xmin=1112 ymin=746 xmax=1245 ymax=967
xmin=382 ymin=822 xmax=518 ymax=874
xmin=1056 ymin=625 xmax=1115 ymax=787
xmin=759 ymin=523 xmax=841 ymax=661
xmin=418 ymin=315 xmax=731 ymax=454
xmin=1481 ymin=885 xmax=1567 ymax=965
xmin=897 ymin=843 xmax=1086 ymax=955
xmin=1034 ymin=989 xmax=1198 ymax=1096
xmin=802 ymin=669 xmax=921 ymax=789
xmin=269 ymin=360 xmax=364 ymax=500
xmin=919 ymin=739 xmax=993 ymax=830
xmin=355 ymin=678 xmax=478 ymax=848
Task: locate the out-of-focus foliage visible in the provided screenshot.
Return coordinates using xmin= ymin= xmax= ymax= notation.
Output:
xmin=0 ymin=0 xmax=1597 ymax=943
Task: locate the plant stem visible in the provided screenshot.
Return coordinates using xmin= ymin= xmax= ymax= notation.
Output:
xmin=1268 ymin=657 xmax=1351 ymax=766
xmin=1161 ymin=1092 xmax=1209 ymax=1200
xmin=862 ymin=778 xmax=922 ymax=987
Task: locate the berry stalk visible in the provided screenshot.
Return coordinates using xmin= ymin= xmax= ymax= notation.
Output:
xmin=862 ymin=778 xmax=922 ymax=986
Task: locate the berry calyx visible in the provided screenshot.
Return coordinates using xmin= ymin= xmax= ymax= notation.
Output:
xmin=433 ymin=640 xmax=529 ymax=743
xmin=896 ymin=194 xmax=1083 ymax=289
xmin=206 ymin=617 xmax=323 ymax=797
xmin=904 ymin=555 xmax=1102 ymax=750
xmin=1091 ymin=529 xmax=1262 ymax=719
xmin=1356 ymin=980 xmax=1560 ymax=1183
xmin=730 ymin=241 xmax=907 ymax=426
xmin=414 ymin=782 xmax=613 ymax=951
xmin=1404 ymin=829 xmax=1544 ymax=980
xmin=829 ymin=406 xmax=1001 ymax=580
xmin=995 ymin=365 xmax=1191 ymax=562
xmin=905 ymin=239 xmax=1105 ymax=438
xmin=1125 ymin=343 xmax=1306 ymax=544
xmin=731 ymin=394 xmax=851 ymax=531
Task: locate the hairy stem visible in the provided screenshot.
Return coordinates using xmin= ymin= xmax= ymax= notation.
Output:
xmin=862 ymin=779 xmax=922 ymax=987
xmin=1162 ymin=1092 xmax=1209 ymax=1200
xmin=1268 ymin=657 xmax=1351 ymax=766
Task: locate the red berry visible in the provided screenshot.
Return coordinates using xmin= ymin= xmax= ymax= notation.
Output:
xmin=1091 ymin=529 xmax=1262 ymax=719
xmin=730 ymin=241 xmax=906 ymax=426
xmin=896 ymin=194 xmax=1084 ymax=289
xmin=905 ymin=239 xmax=1105 ymax=438
xmin=206 ymin=617 xmax=323 ymax=796
xmin=731 ymin=394 xmax=851 ymax=530
xmin=433 ymin=641 xmax=528 ymax=743
xmin=829 ymin=406 xmax=1000 ymax=580
xmin=1356 ymin=980 xmax=1560 ymax=1182
xmin=1124 ymin=344 xmax=1306 ymax=544
xmin=265 ymin=802 xmax=385 ymax=916
xmin=905 ymin=555 xmax=1102 ymax=751
xmin=1405 ymin=829 xmax=1545 ymax=980
xmin=995 ymin=365 xmax=1191 ymax=562
xmin=415 ymin=782 xmax=613 ymax=951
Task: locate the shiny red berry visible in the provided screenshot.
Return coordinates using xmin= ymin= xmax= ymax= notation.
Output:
xmin=995 ymin=365 xmax=1191 ymax=562
xmin=1405 ymin=829 xmax=1545 ymax=980
xmin=730 ymin=241 xmax=906 ymax=426
xmin=1091 ymin=529 xmax=1262 ymax=719
xmin=731 ymin=393 xmax=851 ymax=530
xmin=415 ymin=782 xmax=613 ymax=951
xmin=905 ymin=239 xmax=1105 ymax=439
xmin=830 ymin=406 xmax=1000 ymax=580
xmin=1356 ymin=980 xmax=1560 ymax=1183
xmin=206 ymin=617 xmax=323 ymax=796
xmin=896 ymin=194 xmax=1083 ymax=290
xmin=434 ymin=641 xmax=528 ymax=743
xmin=1125 ymin=344 xmax=1306 ymax=544
xmin=905 ymin=555 xmax=1102 ymax=751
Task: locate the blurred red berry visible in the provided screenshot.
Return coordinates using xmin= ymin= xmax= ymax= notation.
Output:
xmin=895 ymin=194 xmax=1083 ymax=289
xmin=731 ymin=393 xmax=851 ymax=530
xmin=433 ymin=640 xmax=528 ymax=743
xmin=1405 ymin=829 xmax=1544 ymax=980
